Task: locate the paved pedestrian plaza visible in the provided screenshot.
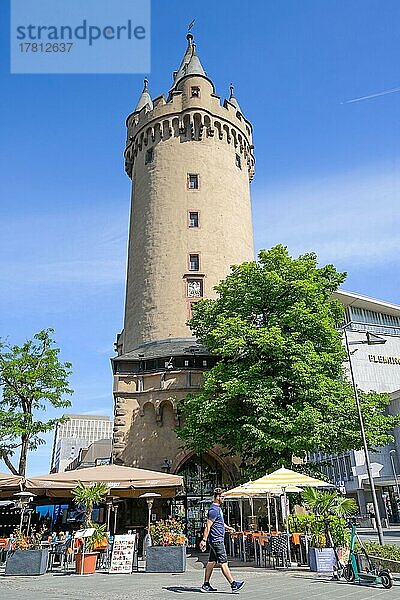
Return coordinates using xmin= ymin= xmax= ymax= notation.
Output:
xmin=1 ymin=559 xmax=399 ymax=600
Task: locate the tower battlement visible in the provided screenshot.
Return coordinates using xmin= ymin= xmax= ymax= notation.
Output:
xmin=125 ymin=75 xmax=255 ymax=181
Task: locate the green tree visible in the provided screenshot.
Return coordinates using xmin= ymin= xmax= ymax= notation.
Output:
xmin=0 ymin=329 xmax=73 ymax=476
xmin=178 ymin=245 xmax=398 ymax=477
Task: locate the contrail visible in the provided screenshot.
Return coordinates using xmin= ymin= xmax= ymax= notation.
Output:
xmin=343 ymin=86 xmax=400 ymax=104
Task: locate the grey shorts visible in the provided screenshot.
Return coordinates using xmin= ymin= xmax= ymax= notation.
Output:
xmin=208 ymin=540 xmax=227 ymax=564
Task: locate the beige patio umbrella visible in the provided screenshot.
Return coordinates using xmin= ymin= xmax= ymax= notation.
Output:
xmin=25 ymin=464 xmax=183 ymax=498
xmin=0 ymin=471 xmax=24 ymax=497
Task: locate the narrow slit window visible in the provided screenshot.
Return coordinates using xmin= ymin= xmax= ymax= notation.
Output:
xmin=188 ymin=174 xmax=199 ymax=189
xmin=235 ymin=154 xmax=241 ymax=169
xmin=145 ymin=147 xmax=154 ymax=164
xmin=189 ymin=211 xmax=199 ymax=228
xmin=191 ymin=86 xmax=200 ymax=98
xmin=189 ymin=254 xmax=199 ymax=271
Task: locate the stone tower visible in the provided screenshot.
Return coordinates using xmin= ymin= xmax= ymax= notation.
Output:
xmin=112 ymin=33 xmax=255 ymax=486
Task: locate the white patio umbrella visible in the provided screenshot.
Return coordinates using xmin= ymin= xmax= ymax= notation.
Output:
xmin=224 ymin=482 xmax=302 ymax=533
xmin=249 ymin=467 xmax=333 ymax=562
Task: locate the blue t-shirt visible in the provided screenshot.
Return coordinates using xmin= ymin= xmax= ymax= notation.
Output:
xmin=207 ymin=502 xmax=225 ymax=542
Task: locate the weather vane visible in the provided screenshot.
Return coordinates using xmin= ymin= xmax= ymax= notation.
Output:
xmin=188 ymin=19 xmax=195 ymax=32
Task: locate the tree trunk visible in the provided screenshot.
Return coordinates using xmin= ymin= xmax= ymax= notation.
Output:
xmin=18 ymin=436 xmax=29 ymax=477
xmin=1 ymin=451 xmax=19 ymax=475
xmin=85 ymin=508 xmax=92 ymax=528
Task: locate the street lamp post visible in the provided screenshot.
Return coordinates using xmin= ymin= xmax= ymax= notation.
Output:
xmin=343 ymin=326 xmax=386 ymax=545
xmin=139 ymin=492 xmax=162 ymax=533
xmin=13 ymin=491 xmax=36 ymax=534
xmin=389 ymin=450 xmax=400 ymax=498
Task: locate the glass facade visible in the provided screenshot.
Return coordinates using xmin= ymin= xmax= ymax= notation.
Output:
xmin=346 ymin=306 xmax=400 ymax=335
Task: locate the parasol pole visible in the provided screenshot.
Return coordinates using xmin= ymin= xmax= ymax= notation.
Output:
xmin=283 ymin=487 xmax=291 ymax=564
xmin=239 ymin=499 xmax=246 ymax=562
xmin=273 ymin=496 xmax=278 ymax=531
xmin=266 ymin=494 xmax=271 ymax=534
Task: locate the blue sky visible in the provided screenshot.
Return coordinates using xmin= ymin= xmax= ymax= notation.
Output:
xmin=1 ymin=1 xmax=399 ymax=474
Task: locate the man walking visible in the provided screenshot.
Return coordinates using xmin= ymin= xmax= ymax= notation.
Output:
xmin=200 ymin=487 xmax=244 ymax=593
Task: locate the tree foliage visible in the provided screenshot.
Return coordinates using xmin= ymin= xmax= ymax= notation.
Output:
xmin=0 ymin=329 xmax=73 ymax=476
xmin=177 ymin=246 xmax=398 ymax=477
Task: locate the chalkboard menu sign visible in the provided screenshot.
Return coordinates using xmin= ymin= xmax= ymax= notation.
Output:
xmin=109 ymin=534 xmax=137 ymax=574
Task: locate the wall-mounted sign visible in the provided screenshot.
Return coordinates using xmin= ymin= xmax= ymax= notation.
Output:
xmin=369 ymin=355 xmax=400 ymax=365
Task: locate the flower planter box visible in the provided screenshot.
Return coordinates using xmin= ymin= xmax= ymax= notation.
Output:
xmin=308 ymin=547 xmax=336 ymax=573
xmin=146 ymin=545 xmax=186 ymax=573
xmin=5 ymin=549 xmax=49 ymax=576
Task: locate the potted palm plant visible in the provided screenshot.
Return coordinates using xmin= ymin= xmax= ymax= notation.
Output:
xmin=301 ymin=488 xmax=357 ymax=572
xmin=71 ymin=481 xmax=109 ymax=575
xmin=5 ymin=528 xmax=49 ymax=576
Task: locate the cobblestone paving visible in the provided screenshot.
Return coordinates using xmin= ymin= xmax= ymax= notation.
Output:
xmin=1 ymin=563 xmax=399 ymax=600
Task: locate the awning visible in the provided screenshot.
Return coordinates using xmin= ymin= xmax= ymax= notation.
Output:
xmin=24 ymin=464 xmax=183 ymax=498
xmin=0 ymin=471 xmax=24 ymax=497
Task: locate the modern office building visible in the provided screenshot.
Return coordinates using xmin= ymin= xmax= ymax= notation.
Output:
xmin=309 ymin=289 xmax=400 ymax=520
xmin=65 ymin=438 xmax=112 ymax=471
xmin=50 ymin=414 xmax=113 ymax=473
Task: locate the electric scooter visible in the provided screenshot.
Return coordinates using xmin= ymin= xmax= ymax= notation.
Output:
xmin=344 ymin=523 xmax=393 ymax=589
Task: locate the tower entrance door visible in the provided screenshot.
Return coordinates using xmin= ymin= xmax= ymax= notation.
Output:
xmin=173 ymin=453 xmax=233 ymax=547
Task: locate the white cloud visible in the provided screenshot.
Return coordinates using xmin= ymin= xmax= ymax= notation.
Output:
xmin=252 ymin=163 xmax=400 ymax=267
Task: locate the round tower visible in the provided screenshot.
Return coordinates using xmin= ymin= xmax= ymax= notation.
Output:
xmin=121 ymin=33 xmax=255 ymax=353
xmin=111 ymin=34 xmax=256 ymax=509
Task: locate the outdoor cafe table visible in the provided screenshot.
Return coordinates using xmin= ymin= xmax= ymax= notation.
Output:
xmin=228 ymin=531 xmax=309 ymax=568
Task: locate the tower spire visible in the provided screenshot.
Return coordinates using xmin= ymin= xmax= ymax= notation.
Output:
xmin=172 ymin=32 xmax=206 ymax=88
xmin=134 ymin=78 xmax=153 ymax=113
xmin=228 ymin=83 xmax=242 ymax=113
xmin=185 ymin=42 xmax=206 ymax=77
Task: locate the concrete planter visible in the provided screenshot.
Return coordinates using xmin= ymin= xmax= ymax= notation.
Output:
xmin=308 ymin=547 xmax=336 ymax=573
xmin=146 ymin=545 xmax=186 ymax=573
xmin=5 ymin=549 xmax=49 ymax=576
xmin=369 ymin=555 xmax=400 ymax=574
